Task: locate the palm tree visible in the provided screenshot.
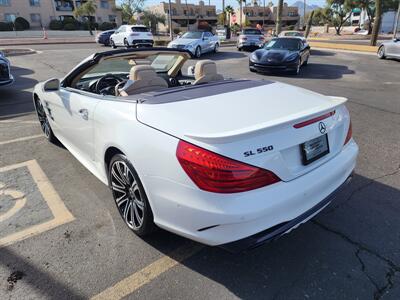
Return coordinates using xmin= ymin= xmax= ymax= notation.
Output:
xmin=370 ymin=0 xmax=382 ymax=46
xmin=225 ymin=5 xmax=234 ymax=26
xmin=275 ymin=0 xmax=283 ymax=35
xmin=236 ymin=0 xmax=246 ymax=29
xmin=141 ymin=10 xmax=166 ymax=34
xmin=74 ymin=0 xmax=97 ymax=35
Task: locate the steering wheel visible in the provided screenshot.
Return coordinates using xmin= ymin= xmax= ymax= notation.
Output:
xmin=95 ymin=74 xmax=123 ymax=95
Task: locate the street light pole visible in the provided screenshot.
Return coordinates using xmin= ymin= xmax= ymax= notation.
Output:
xmin=303 ymin=0 xmax=306 ymax=29
xmin=168 ymin=0 xmax=173 ymax=40
xmin=394 ymin=1 xmax=400 ymax=39
xmin=263 ymin=0 xmax=265 ymax=28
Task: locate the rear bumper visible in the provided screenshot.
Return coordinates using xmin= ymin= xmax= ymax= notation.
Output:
xmin=0 ymin=75 xmax=14 ymax=87
xmin=220 ymin=173 xmax=353 ymax=252
xmin=238 ymin=42 xmax=263 ymax=48
xmin=146 ymin=140 xmax=359 ymax=247
xmin=129 ymin=39 xmax=154 ymax=47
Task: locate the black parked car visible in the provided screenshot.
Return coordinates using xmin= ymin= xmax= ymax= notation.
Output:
xmin=249 ymin=37 xmax=310 ymax=75
xmin=95 ymin=30 xmax=116 ymax=46
xmin=0 ymin=51 xmax=13 ymax=87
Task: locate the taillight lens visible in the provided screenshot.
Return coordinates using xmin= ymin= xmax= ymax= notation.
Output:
xmin=344 ymin=120 xmax=352 ymax=145
xmin=176 ymin=140 xmax=281 ymax=193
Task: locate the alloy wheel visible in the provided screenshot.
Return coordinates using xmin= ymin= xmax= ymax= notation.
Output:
xmin=378 ymin=46 xmax=385 ymax=59
xmin=195 ymin=47 xmax=201 ymax=58
xmin=35 ymin=99 xmax=51 ymax=138
xmin=110 ymin=160 xmax=145 ymax=230
xmin=214 ymin=43 xmax=219 ymax=53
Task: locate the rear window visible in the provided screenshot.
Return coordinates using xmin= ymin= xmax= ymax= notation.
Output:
xmin=131 ymin=26 xmax=148 ymax=32
xmin=243 ymin=29 xmax=262 ymax=35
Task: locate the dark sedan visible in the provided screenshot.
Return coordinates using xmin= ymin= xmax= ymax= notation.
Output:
xmin=0 ymin=51 xmax=13 ymax=87
xmin=249 ymin=37 xmax=310 ymax=75
xmin=95 ymin=30 xmax=116 ymax=46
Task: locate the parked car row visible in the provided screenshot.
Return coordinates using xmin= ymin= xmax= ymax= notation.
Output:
xmin=0 ymin=51 xmax=13 ymax=87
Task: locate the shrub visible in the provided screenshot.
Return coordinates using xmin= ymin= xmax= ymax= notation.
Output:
xmin=173 ymin=28 xmax=180 ymax=34
xmin=15 ymin=17 xmax=30 ymax=30
xmin=81 ymin=21 xmax=98 ymax=30
xmin=99 ymin=22 xmax=114 ymax=31
xmin=63 ymin=22 xmax=77 ymax=30
xmin=287 ymin=25 xmax=295 ymax=30
xmin=0 ymin=22 xmax=13 ymax=31
xmin=49 ymin=20 xmax=63 ymax=30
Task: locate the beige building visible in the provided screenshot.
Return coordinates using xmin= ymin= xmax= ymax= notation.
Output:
xmin=234 ymin=1 xmax=300 ymax=29
xmin=0 ymin=0 xmax=122 ymax=28
xmin=149 ymin=0 xmax=218 ymax=33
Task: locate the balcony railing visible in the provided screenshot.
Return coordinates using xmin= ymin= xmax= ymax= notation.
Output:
xmin=56 ymin=6 xmax=74 ymax=11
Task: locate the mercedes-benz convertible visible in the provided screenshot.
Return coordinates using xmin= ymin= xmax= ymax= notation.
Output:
xmin=33 ymin=48 xmax=358 ymax=252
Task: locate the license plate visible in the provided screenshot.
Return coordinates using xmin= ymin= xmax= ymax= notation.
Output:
xmin=301 ymin=134 xmax=329 ymax=165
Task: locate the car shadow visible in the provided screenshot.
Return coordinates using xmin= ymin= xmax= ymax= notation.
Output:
xmin=257 ymin=63 xmax=355 ymax=80
xmin=199 ymin=50 xmax=247 ymax=61
xmin=310 ymin=49 xmax=336 ymax=56
xmin=140 ymin=173 xmax=400 ymax=298
xmin=0 ymin=66 xmax=38 ymax=117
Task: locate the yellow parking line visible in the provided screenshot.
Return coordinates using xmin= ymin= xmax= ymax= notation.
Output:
xmin=91 ymin=243 xmax=204 ymax=300
xmin=0 ymin=134 xmax=42 ymax=146
xmin=0 ymin=160 xmax=75 ymax=248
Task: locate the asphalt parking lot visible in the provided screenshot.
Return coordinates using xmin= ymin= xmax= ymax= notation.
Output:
xmin=0 ymin=44 xmax=399 ymax=300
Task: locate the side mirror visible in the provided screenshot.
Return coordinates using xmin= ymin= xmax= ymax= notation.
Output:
xmin=43 ymin=78 xmax=60 ymax=92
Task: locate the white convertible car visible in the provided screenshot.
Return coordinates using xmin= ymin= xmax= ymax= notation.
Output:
xmin=33 ymin=48 xmax=358 ymax=251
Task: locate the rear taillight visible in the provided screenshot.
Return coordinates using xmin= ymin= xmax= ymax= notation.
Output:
xmin=176 ymin=140 xmax=281 ymax=193
xmin=293 ymin=111 xmax=335 ymax=129
xmin=344 ymin=120 xmax=352 ymax=145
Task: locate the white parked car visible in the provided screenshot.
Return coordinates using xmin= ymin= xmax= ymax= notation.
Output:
xmin=168 ymin=31 xmax=220 ymax=58
xmin=33 ymin=48 xmax=358 ymax=252
xmin=110 ymin=25 xmax=153 ymax=48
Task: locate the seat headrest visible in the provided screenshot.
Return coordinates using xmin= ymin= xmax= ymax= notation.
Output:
xmin=129 ymin=65 xmax=158 ymax=81
xmin=195 ymin=60 xmax=218 ymax=80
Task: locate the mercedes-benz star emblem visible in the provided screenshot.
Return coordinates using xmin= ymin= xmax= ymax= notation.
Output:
xmin=319 ymin=122 xmax=327 ymax=134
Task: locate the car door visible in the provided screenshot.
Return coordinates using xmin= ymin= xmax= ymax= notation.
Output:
xmin=54 ymin=88 xmax=100 ymax=164
xmin=300 ymin=40 xmax=309 ymax=64
xmin=386 ymin=39 xmax=400 ymax=58
xmin=115 ymin=26 xmax=125 ymax=45
xmin=200 ymin=32 xmax=209 ymax=53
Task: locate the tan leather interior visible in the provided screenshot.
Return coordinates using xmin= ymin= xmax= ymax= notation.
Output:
xmin=119 ymin=65 xmax=168 ymax=96
xmin=193 ymin=60 xmax=224 ymax=85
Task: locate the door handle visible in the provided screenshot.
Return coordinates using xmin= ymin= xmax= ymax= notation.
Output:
xmin=78 ymin=108 xmax=89 ymax=120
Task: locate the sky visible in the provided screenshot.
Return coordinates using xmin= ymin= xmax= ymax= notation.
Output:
xmin=116 ymin=0 xmax=328 ymax=10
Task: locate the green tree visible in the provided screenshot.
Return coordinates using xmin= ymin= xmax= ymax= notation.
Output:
xmin=74 ymin=0 xmax=97 ymax=35
xmin=120 ymin=0 xmax=145 ymax=23
xmin=141 ymin=10 xmax=165 ymax=33
xmin=225 ymin=5 xmax=234 ymax=26
xmin=325 ymin=0 xmax=356 ymax=35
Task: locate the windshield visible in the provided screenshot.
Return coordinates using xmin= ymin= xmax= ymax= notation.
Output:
xmin=181 ymin=32 xmax=203 ymax=39
xmin=81 ymin=54 xmax=181 ymax=79
xmin=243 ymin=29 xmax=262 ymax=35
xmin=283 ymin=31 xmax=303 ymax=37
xmin=131 ymin=26 xmax=148 ymax=32
xmin=264 ymin=38 xmax=301 ymax=51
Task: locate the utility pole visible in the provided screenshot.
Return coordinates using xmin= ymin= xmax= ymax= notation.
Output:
xmin=223 ymin=0 xmax=225 ymax=25
xmin=168 ymin=0 xmax=173 ymax=40
xmin=275 ymin=0 xmax=283 ymax=35
xmin=240 ymin=0 xmax=243 ymax=30
xmin=186 ymin=0 xmax=189 ymax=28
xmin=303 ymin=0 xmax=306 ymax=29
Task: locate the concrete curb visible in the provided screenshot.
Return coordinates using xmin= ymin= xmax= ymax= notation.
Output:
xmin=309 ymin=41 xmax=378 ymax=53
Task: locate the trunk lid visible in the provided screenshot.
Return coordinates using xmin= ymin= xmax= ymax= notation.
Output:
xmin=136 ymin=80 xmax=349 ymax=181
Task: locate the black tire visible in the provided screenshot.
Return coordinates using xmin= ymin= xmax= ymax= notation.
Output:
xmin=195 ymin=46 xmax=201 ymax=58
xmin=238 ymin=47 xmax=242 ymax=52
xmin=249 ymin=67 xmax=257 ymax=73
xmin=303 ymin=57 xmax=308 ymax=66
xmin=291 ymin=60 xmax=301 ymax=75
xmin=110 ymin=39 xmax=116 ymax=49
xmin=34 ymin=98 xmax=58 ymax=144
xmin=109 ymin=154 xmax=156 ymax=236
xmin=378 ymin=46 xmax=386 ymax=59
xmin=124 ymin=38 xmax=130 ymax=48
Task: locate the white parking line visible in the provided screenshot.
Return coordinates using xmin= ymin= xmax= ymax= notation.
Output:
xmin=0 ymin=134 xmax=43 ymax=146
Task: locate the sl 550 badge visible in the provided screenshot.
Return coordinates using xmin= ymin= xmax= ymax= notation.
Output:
xmin=244 ymin=145 xmax=274 ymax=157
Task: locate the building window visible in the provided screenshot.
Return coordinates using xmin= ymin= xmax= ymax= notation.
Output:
xmin=100 ymin=0 xmax=109 ymax=9
xmin=0 ymin=0 xmax=10 ymax=6
xmin=4 ymin=13 xmax=17 ymax=22
xmin=29 ymin=0 xmax=40 ymax=7
xmin=30 ymin=13 xmax=41 ymax=23
xmin=109 ymin=15 xmax=116 ymax=22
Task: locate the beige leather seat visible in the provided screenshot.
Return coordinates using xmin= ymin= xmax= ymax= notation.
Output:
xmin=119 ymin=65 xmax=168 ymax=96
xmin=193 ymin=60 xmax=224 ymax=85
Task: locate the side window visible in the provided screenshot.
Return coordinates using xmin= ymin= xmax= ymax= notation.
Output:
xmin=205 ymin=32 xmax=212 ymax=37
